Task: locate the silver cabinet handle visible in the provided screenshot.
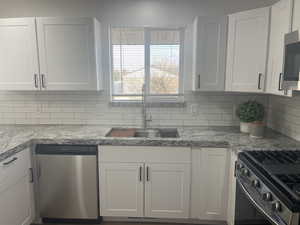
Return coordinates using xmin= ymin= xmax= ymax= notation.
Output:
xmin=41 ymin=74 xmax=46 ymax=88
xmin=3 ymin=157 xmax=18 ymax=166
xmin=29 ymin=168 xmax=34 ymax=183
xmin=34 ymin=74 xmax=39 ymax=88
xmin=139 ymin=166 xmax=142 ymax=182
xmin=146 ymin=166 xmax=150 ymax=181
xmin=278 ymin=73 xmax=283 ymax=91
xmin=258 ymin=73 xmax=262 ymax=90
xmin=198 ymin=74 xmax=201 ymax=89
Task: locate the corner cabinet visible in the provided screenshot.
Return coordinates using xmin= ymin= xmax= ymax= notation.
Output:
xmin=192 ymin=16 xmax=227 ymax=91
xmin=0 ymin=149 xmax=35 ymax=225
xmin=225 ymin=7 xmax=270 ymax=93
xmin=266 ymin=0 xmax=293 ymax=96
xmin=191 ymin=148 xmax=229 ymax=221
xmin=99 ymin=146 xmax=191 ymax=219
xmin=0 ymin=17 xmax=102 ymax=91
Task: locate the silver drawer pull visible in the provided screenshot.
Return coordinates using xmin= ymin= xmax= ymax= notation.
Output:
xmin=258 ymin=73 xmax=262 ymax=90
xmin=34 ymin=74 xmax=39 ymax=88
xmin=3 ymin=157 xmax=18 ymax=166
xmin=41 ymin=74 xmax=46 ymax=88
xmin=139 ymin=166 xmax=142 ymax=182
xmin=146 ymin=166 xmax=150 ymax=181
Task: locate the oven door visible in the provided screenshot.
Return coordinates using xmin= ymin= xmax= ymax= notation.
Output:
xmin=235 ymin=179 xmax=272 ymax=225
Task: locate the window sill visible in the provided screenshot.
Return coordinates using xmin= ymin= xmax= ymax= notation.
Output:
xmin=110 ymin=101 xmax=186 ymax=108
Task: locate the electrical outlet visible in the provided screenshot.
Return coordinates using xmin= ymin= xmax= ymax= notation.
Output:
xmin=190 ymin=104 xmax=198 ymax=116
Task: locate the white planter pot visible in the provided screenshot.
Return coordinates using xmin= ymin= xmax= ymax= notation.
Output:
xmin=249 ymin=122 xmax=265 ymax=138
xmin=240 ymin=122 xmax=251 ymax=133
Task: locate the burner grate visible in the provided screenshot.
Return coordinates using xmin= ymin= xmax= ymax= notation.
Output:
xmin=249 ymin=151 xmax=300 ymax=165
xmin=277 ymin=174 xmax=300 ymax=183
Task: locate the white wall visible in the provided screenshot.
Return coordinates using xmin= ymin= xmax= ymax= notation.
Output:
xmin=0 ymin=0 xmax=274 ymax=126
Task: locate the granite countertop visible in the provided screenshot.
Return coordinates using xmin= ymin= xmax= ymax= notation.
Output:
xmin=0 ymin=125 xmax=300 ymax=162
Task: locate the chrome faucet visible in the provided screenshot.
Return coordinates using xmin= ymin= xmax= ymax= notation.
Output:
xmin=142 ymin=84 xmax=152 ymax=129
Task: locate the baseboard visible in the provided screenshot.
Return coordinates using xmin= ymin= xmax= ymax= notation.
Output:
xmin=102 ymin=216 xmax=227 ymax=225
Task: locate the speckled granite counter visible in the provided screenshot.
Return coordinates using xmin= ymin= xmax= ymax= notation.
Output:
xmin=0 ymin=125 xmax=300 ymax=162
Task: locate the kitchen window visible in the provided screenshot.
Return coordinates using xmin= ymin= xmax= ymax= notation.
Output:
xmin=110 ymin=27 xmax=184 ymax=102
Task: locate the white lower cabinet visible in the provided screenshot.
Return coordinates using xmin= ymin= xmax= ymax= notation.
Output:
xmin=144 ymin=163 xmax=190 ymax=218
xmin=191 ymin=148 xmax=229 ymax=221
xmin=99 ymin=146 xmax=191 ymax=219
xmin=99 ymin=146 xmax=230 ymax=221
xmin=0 ymin=149 xmax=35 ymax=225
xmin=99 ymin=163 xmax=144 ymax=217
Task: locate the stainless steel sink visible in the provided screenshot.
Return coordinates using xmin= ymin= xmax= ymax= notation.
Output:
xmin=106 ymin=128 xmax=179 ymax=138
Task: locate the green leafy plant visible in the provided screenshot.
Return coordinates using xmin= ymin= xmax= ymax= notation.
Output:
xmin=236 ymin=100 xmax=265 ymax=123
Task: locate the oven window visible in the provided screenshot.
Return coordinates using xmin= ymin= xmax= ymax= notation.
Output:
xmin=235 ymin=183 xmax=272 ymax=225
xmin=284 ymin=42 xmax=300 ymax=81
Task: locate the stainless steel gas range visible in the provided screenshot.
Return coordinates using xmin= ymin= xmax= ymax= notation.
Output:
xmin=235 ymin=151 xmax=300 ymax=225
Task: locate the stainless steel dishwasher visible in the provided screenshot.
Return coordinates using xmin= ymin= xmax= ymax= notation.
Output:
xmin=35 ymin=145 xmax=100 ymax=223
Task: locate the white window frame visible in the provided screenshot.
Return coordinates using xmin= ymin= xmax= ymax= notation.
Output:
xmin=109 ymin=26 xmax=185 ymax=103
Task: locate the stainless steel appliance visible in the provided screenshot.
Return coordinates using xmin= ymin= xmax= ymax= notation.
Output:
xmin=283 ymin=30 xmax=300 ymax=91
xmin=235 ymin=151 xmax=300 ymax=225
xmin=36 ymin=145 xmax=100 ymax=223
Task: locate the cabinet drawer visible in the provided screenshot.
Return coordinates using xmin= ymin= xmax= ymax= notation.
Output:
xmin=0 ymin=149 xmax=31 ymax=191
xmin=99 ymin=146 xmax=191 ymax=163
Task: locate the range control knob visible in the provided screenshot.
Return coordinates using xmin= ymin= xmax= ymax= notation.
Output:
xmin=273 ymin=202 xmax=282 ymax=212
xmin=242 ymin=168 xmax=250 ymax=176
xmin=252 ymin=179 xmax=260 ymax=188
xmin=237 ymin=163 xmax=244 ymax=170
xmin=262 ymin=192 xmax=273 ymax=201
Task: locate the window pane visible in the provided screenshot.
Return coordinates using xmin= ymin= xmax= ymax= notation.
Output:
xmin=111 ymin=28 xmax=145 ymax=97
xmin=150 ymin=30 xmax=180 ymax=95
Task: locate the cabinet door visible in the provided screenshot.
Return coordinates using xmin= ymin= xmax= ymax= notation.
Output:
xmin=144 ymin=163 xmax=190 ymax=218
xmin=266 ymin=0 xmax=293 ymax=96
xmin=99 ymin=163 xmax=144 ymax=217
xmin=193 ymin=16 xmax=227 ymax=91
xmin=0 ymin=18 xmax=39 ymax=90
xmin=0 ymin=149 xmax=34 ymax=225
xmin=191 ymin=148 xmax=229 ymax=220
xmin=226 ymin=7 xmax=270 ymax=92
xmin=36 ymin=17 xmax=100 ymax=91
xmin=0 ymin=176 xmax=34 ymax=225
xmin=293 ymin=0 xmax=300 ymax=31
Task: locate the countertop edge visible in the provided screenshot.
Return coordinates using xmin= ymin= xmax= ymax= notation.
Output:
xmin=0 ymin=138 xmax=230 ymax=162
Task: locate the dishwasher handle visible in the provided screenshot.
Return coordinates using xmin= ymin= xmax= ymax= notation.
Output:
xmin=35 ymin=145 xmax=97 ymax=155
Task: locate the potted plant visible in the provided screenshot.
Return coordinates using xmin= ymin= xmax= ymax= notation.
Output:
xmin=236 ymin=100 xmax=265 ymax=135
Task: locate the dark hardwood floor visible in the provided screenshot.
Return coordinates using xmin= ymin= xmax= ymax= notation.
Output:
xmin=39 ymin=222 xmax=200 ymax=225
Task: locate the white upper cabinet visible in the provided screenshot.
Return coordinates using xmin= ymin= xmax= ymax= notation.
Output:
xmin=226 ymin=7 xmax=270 ymax=92
xmin=266 ymin=0 xmax=293 ymax=96
xmin=36 ymin=17 xmax=102 ymax=91
xmin=0 ymin=18 xmax=39 ymax=90
xmin=192 ymin=16 xmax=227 ymax=91
xmin=292 ymin=0 xmax=300 ymax=31
xmin=0 ymin=17 xmax=102 ymax=91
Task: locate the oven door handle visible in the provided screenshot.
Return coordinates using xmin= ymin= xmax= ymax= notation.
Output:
xmin=237 ymin=179 xmax=285 ymax=225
